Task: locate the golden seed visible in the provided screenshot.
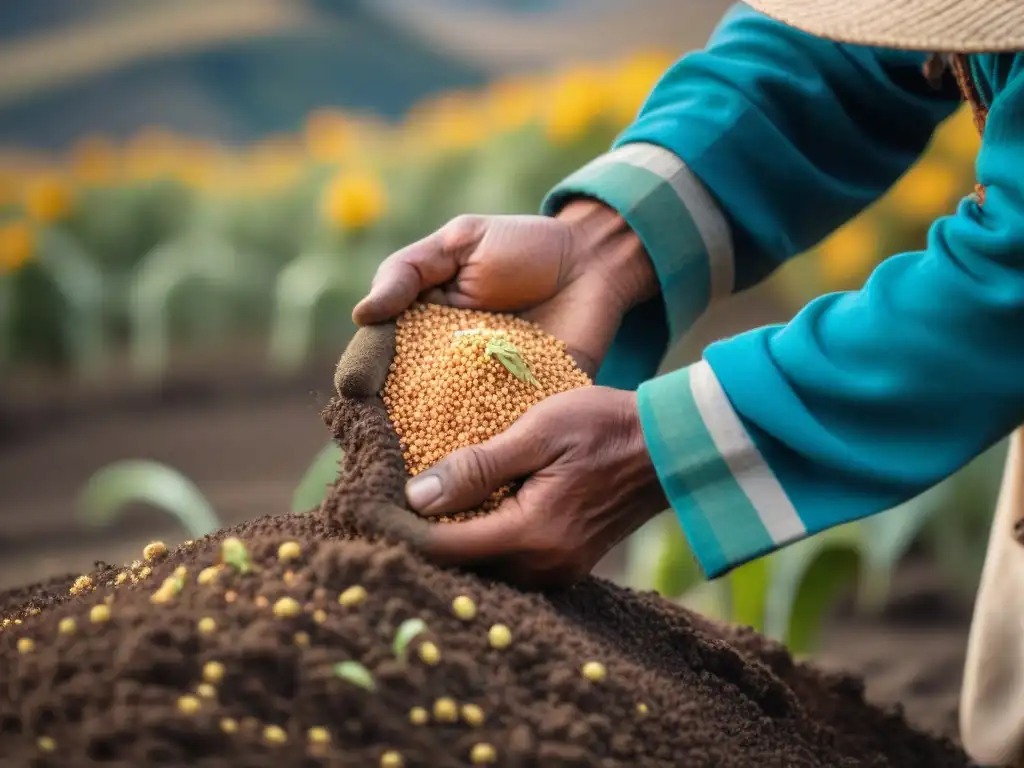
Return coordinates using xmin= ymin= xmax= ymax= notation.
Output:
xmin=173 ymin=566 xmax=188 ymax=580
xmin=312 ymin=609 xmax=327 ymax=624
xmin=277 ymin=541 xmax=302 ymax=562
xmin=307 ymin=726 xmax=331 ymax=744
xmin=461 ymin=703 xmax=485 ymax=727
xmin=451 ymin=595 xmax=477 ymax=621
xmin=272 ymin=597 xmax=301 ymax=618
xmin=293 ymin=631 xmax=310 ymax=647
xmin=582 ymin=661 xmax=607 ymax=682
xmin=203 ymin=661 xmax=225 ymax=683
xmin=17 ymin=637 xmax=34 ymax=654
xmin=197 ymin=566 xmax=221 ymax=586
xmin=470 ymin=742 xmax=497 ymax=764
xmin=433 ymin=697 xmax=458 ymax=723
xmin=636 ymin=702 xmax=649 ymax=716
xmin=417 ymin=641 xmax=441 ymax=665
xmin=143 ymin=541 xmax=167 ymax=561
xmin=487 ymin=624 xmax=512 ymax=649
xmin=27 ymin=608 xmax=40 ymax=616
xmin=380 ymin=750 xmax=404 ymax=768
xmin=138 ymin=566 xmax=152 ymax=580
xmin=263 ymin=725 xmax=287 ymax=745
xmin=177 ymin=695 xmax=201 ymax=715
xmin=408 ymin=706 xmax=429 ymax=725
xmin=338 ymin=585 xmax=367 ymax=607
xmin=58 ymin=618 xmax=76 ymax=636
xmin=36 ymin=736 xmax=56 ymax=753
xmin=255 ymin=595 xmax=270 ymax=609
xmin=196 ymin=683 xmax=217 ymax=699
xmin=224 ymin=590 xmax=238 ymax=603
xmin=114 ymin=572 xmax=128 ymax=586
xmin=197 ymin=617 xmax=217 ymax=635
xmin=219 ymin=718 xmax=238 ymax=734
xmin=89 ymin=605 xmax=111 ymax=624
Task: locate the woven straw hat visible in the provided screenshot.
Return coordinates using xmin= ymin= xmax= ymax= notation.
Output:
xmin=744 ymin=0 xmax=1024 ymax=53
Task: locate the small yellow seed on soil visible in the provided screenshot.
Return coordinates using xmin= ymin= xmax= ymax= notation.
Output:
xmin=487 ymin=624 xmax=512 ymax=649
xmin=197 ymin=617 xmax=217 ymax=635
xmin=408 ymin=707 xmax=429 ymax=725
xmin=203 ymin=661 xmax=225 ymax=683
xmin=219 ymin=718 xmax=238 ymax=734
xmin=451 ymin=595 xmax=477 ymax=621
xmin=470 ymin=743 xmax=497 ymax=764
xmin=17 ymin=637 xmax=34 ymax=654
xmin=581 ymin=661 xmax=607 ymax=682
xmin=272 ymin=597 xmax=301 ymax=618
xmin=177 ymin=695 xmax=201 ymax=715
xmin=197 ymin=566 xmax=221 ymax=586
xmin=263 ymin=725 xmax=287 ymax=745
xmin=138 ymin=566 xmax=152 ymax=580
xmin=224 ymin=590 xmax=238 ymax=603
xmin=461 ymin=703 xmax=485 ymax=727
xmin=114 ymin=572 xmax=128 ymax=586
xmin=277 ymin=541 xmax=302 ymax=562
xmin=417 ymin=641 xmax=441 ymax=665
xmin=58 ymin=618 xmax=76 ymax=636
xmin=636 ymin=702 xmax=649 ymax=716
xmin=70 ymin=575 xmax=93 ymax=595
xmin=433 ymin=697 xmax=458 ymax=723
xmin=173 ymin=566 xmax=188 ymax=579
xmin=196 ymin=683 xmax=217 ymax=699
xmin=89 ymin=605 xmax=111 ymax=624
xmin=143 ymin=541 xmax=167 ymax=561
xmin=338 ymin=585 xmax=367 ymax=607
xmin=255 ymin=595 xmax=270 ymax=608
xmin=312 ymin=609 xmax=327 ymax=624
xmin=307 ymin=726 xmax=331 ymax=744
xmin=36 ymin=736 xmax=56 ymax=753
xmin=380 ymin=750 xmax=404 ymax=768
xmin=293 ymin=631 xmax=310 ymax=647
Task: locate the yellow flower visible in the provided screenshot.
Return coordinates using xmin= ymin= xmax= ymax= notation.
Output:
xmin=543 ymin=65 xmax=610 ymax=144
xmin=607 ymin=50 xmax=674 ymax=125
xmin=0 ymin=220 xmax=35 ymax=272
xmin=483 ymin=76 xmax=543 ymax=132
xmin=321 ymin=170 xmax=386 ymax=230
xmin=406 ymin=91 xmax=489 ymax=152
xmin=886 ymin=160 xmax=963 ymax=223
xmin=816 ymin=217 xmax=879 ymax=288
xmin=304 ymin=109 xmax=354 ymax=164
xmin=23 ymin=174 xmax=73 ymax=223
xmin=69 ymin=135 xmax=119 ymax=185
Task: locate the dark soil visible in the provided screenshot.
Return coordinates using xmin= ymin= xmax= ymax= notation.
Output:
xmin=0 ymin=392 xmax=974 ymax=767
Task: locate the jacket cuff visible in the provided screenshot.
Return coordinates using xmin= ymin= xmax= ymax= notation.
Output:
xmin=637 ymin=359 xmax=807 ymax=578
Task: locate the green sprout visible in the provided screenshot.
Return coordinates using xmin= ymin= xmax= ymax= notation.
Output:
xmin=393 ymin=618 xmax=427 ymax=661
xmin=333 ymin=661 xmax=375 ymax=692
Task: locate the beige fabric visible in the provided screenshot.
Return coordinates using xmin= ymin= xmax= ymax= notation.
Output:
xmin=745 ymin=0 xmax=1024 ymax=52
xmin=961 ymin=427 xmax=1024 ymax=767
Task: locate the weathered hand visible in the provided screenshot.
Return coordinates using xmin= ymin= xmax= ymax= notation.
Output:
xmin=405 ymin=386 xmax=668 ymax=590
xmin=352 ymin=201 xmax=657 ymax=376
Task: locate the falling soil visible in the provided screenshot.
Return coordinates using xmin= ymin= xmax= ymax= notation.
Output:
xmin=0 ymin=394 xmax=973 ymax=767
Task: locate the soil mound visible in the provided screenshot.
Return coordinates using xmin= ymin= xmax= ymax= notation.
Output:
xmin=0 ymin=394 xmax=973 ymax=767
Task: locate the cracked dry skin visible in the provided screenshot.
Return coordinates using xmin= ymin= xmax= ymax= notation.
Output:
xmin=0 ymin=393 xmax=972 ymax=768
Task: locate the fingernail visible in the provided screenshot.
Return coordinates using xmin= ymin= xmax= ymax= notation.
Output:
xmin=406 ymin=474 xmax=442 ymax=510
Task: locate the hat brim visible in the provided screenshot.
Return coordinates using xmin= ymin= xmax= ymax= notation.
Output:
xmin=745 ymin=0 xmax=1024 ymax=53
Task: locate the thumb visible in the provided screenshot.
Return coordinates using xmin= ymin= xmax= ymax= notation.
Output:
xmin=404 ymin=419 xmax=553 ymax=517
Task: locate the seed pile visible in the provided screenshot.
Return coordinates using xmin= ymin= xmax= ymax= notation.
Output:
xmin=0 ymin=392 xmax=971 ymax=767
xmin=384 ymin=303 xmax=591 ymax=519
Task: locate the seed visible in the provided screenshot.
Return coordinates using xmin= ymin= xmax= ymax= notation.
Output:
xmin=273 ymin=597 xmax=302 ymax=618
xmin=451 ymin=595 xmax=477 ymax=621
xmin=197 ymin=617 xmax=217 ymax=635
xmin=433 ymin=697 xmax=458 ymax=723
xmin=417 ymin=641 xmax=441 ymax=665
xmin=470 ymin=743 xmax=497 ymax=764
xmin=255 ymin=595 xmax=270 ymax=608
xmin=138 ymin=567 xmax=152 ymax=580
xmin=263 ymin=725 xmax=287 ymax=745
xmin=380 ymin=750 xmax=404 ymax=768
xmin=173 ymin=566 xmax=188 ymax=580
xmin=114 ymin=572 xmax=128 ymax=586
xmin=307 ymin=726 xmax=331 ymax=744
xmin=69 ymin=575 xmax=93 ymax=596
xmin=197 ymin=566 xmax=221 ymax=586
xmin=89 ymin=605 xmax=111 ymax=624
xmin=224 ymin=590 xmax=238 ymax=603
xmin=203 ymin=661 xmax=225 ymax=683
xmin=293 ymin=631 xmax=310 ymax=647
xmin=582 ymin=661 xmax=606 ymax=682
xmin=219 ymin=718 xmax=238 ymax=734
xmin=177 ymin=695 xmax=201 ymax=715
xmin=313 ymin=609 xmax=327 ymax=624
xmin=487 ymin=624 xmax=512 ymax=649
xmin=408 ymin=706 xmax=429 ymax=725
xmin=58 ymin=618 xmax=76 ymax=636
xmin=636 ymin=702 xmax=649 ymax=716
xmin=143 ymin=541 xmax=167 ymax=561
xmin=338 ymin=585 xmax=367 ymax=607
xmin=278 ymin=541 xmax=302 ymax=562
xmin=17 ymin=638 xmax=34 ymax=654
xmin=36 ymin=736 xmax=56 ymax=752
xmin=196 ymin=683 xmax=217 ymax=699
xmin=461 ymin=703 xmax=485 ymax=727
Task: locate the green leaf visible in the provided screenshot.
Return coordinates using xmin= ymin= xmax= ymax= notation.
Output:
xmin=484 ymin=335 xmax=539 ymax=388
xmin=292 ymin=441 xmax=343 ymax=513
xmin=393 ymin=618 xmax=427 ymax=661
xmin=727 ymin=556 xmax=770 ymax=632
xmin=333 ymin=661 xmax=375 ymax=691
xmin=77 ymin=459 xmax=222 ymax=538
xmin=651 ymin=518 xmax=702 ymax=598
xmin=220 ymin=537 xmax=256 ymax=575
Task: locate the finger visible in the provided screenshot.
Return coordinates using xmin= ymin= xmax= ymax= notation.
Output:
xmin=422 ymin=498 xmax=528 ymax=565
xmin=333 ymin=323 xmax=397 ymax=399
xmin=404 ymin=417 xmax=555 ymax=517
xmin=364 ymin=502 xmax=434 ymax=551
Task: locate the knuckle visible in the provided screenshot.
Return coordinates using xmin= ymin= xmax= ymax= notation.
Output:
xmin=441 ymin=214 xmax=484 ymax=253
xmin=455 ymin=446 xmax=496 ymax=493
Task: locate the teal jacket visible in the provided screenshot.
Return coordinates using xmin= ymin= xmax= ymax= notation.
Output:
xmin=542 ymin=3 xmax=1024 ymax=578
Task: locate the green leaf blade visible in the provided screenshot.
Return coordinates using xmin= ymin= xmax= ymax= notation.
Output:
xmin=393 ymin=618 xmax=428 ymax=661
xmin=333 ymin=661 xmax=376 ymax=691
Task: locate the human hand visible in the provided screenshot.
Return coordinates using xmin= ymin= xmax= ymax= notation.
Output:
xmin=352 ymin=200 xmax=657 ymax=375
xmin=404 ymin=385 xmax=668 ymax=590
